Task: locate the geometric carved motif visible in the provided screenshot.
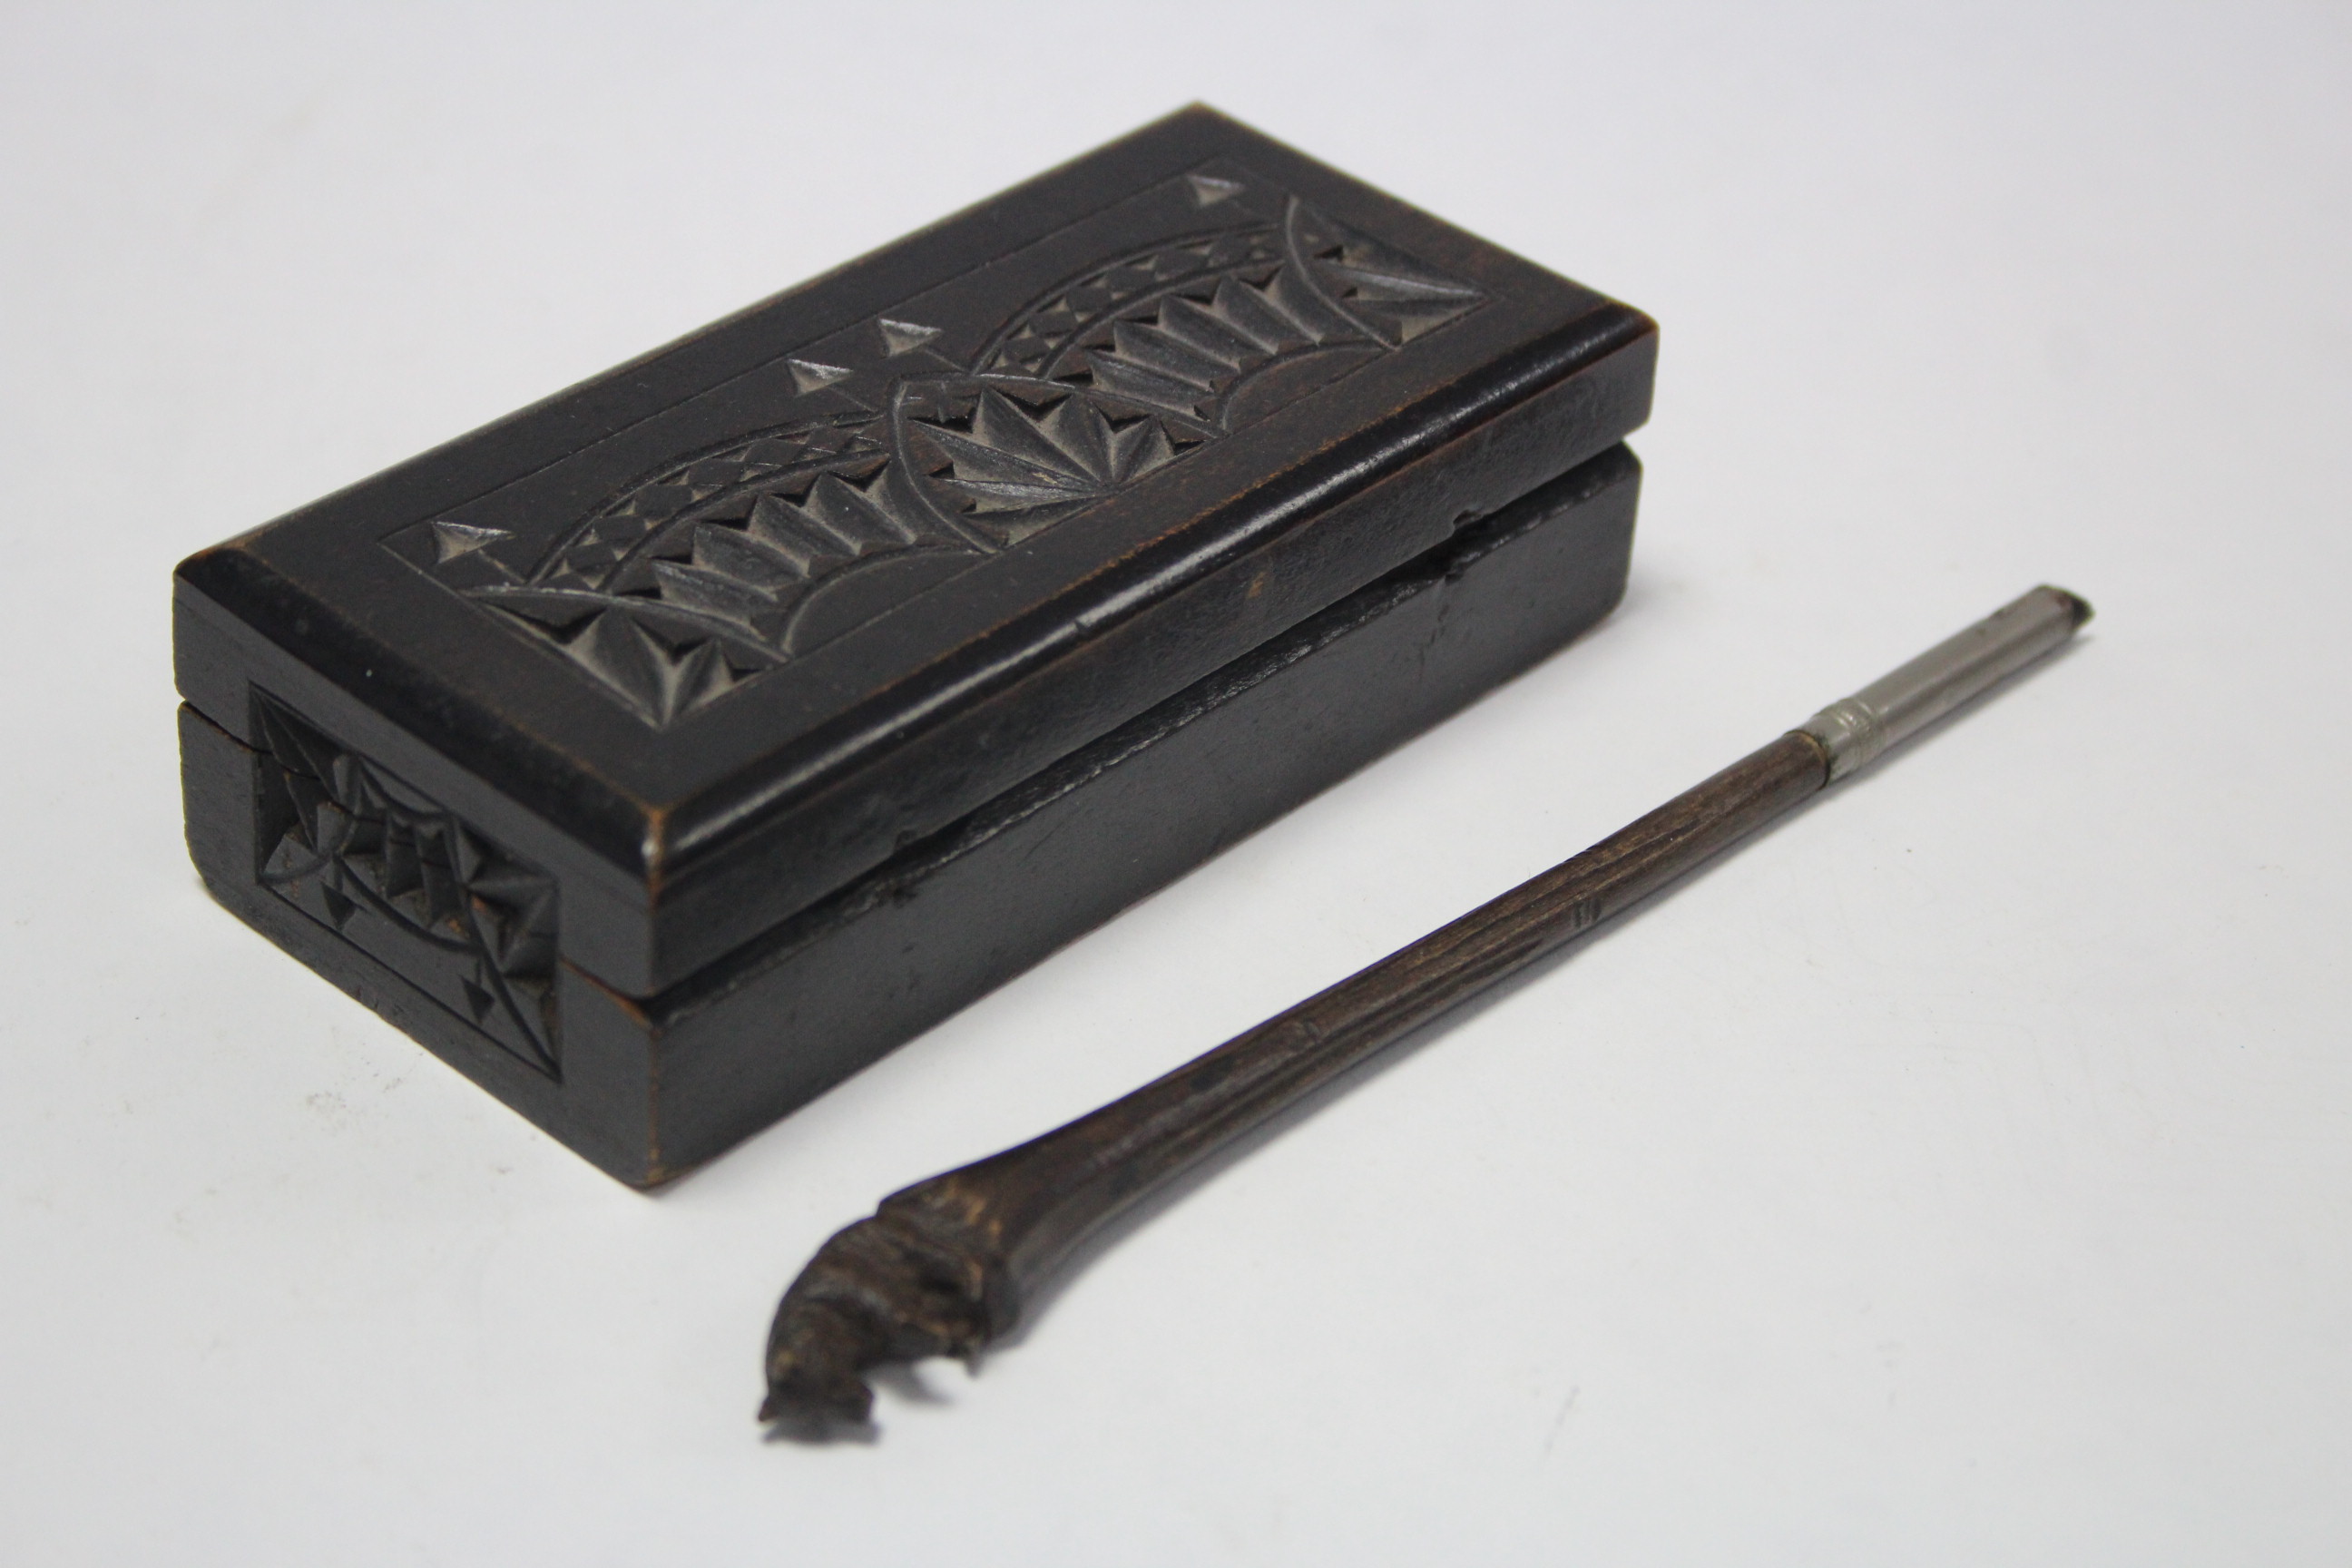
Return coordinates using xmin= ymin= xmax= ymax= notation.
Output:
xmin=386 ymin=177 xmax=1484 ymax=727
xmin=251 ymin=693 xmax=561 ymax=1078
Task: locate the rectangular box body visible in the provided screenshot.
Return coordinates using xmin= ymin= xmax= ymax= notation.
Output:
xmin=174 ymin=108 xmax=1654 ymax=1182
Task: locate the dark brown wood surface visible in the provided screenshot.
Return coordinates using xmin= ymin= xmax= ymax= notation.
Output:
xmin=173 ymin=105 xmax=1660 ymax=1183
xmin=176 ymin=105 xmax=1656 ymax=998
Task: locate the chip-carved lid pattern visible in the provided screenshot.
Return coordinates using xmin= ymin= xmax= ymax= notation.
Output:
xmin=384 ymin=179 xmax=1484 ymax=728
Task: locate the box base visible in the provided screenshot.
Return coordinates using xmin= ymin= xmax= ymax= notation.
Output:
xmin=182 ymin=444 xmax=1641 ymax=1184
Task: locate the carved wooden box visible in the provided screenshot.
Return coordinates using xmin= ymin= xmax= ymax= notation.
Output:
xmin=174 ymin=107 xmax=1656 ymax=1184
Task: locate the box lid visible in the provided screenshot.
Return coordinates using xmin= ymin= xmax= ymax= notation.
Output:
xmin=175 ymin=106 xmax=1656 ymax=995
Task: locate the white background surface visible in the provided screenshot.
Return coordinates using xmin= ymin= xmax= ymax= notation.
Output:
xmin=4 ymin=3 xmax=2347 ymax=1563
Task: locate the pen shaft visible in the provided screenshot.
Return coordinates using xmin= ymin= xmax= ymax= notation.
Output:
xmin=961 ymin=730 xmax=1827 ymax=1286
xmin=762 ymin=584 xmax=2092 ymax=1427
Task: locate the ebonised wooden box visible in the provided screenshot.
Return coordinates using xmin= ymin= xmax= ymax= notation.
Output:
xmin=175 ymin=107 xmax=1657 ymax=1185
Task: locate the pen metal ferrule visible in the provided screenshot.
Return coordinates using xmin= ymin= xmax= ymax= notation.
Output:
xmin=1798 ymin=584 xmax=2092 ymax=780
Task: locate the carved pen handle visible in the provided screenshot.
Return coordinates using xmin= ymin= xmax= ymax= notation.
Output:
xmin=762 ymin=585 xmax=2092 ymax=1427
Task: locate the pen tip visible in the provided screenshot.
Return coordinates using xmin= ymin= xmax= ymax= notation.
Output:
xmin=2046 ymin=585 xmax=2094 ymax=628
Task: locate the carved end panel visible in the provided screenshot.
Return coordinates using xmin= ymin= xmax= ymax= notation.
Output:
xmin=249 ymin=694 xmax=562 ymax=1079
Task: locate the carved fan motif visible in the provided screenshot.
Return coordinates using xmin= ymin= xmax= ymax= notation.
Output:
xmin=252 ymin=695 xmax=561 ymax=1076
xmin=387 ymin=181 xmax=1485 ymax=728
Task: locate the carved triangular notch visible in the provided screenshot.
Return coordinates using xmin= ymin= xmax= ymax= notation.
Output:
xmin=877 ymin=318 xmax=942 ymax=357
xmin=1185 ymin=173 xmax=1243 ymax=207
xmin=788 ymin=358 xmax=855 ymax=395
xmin=429 ymin=521 xmax=510 ymax=564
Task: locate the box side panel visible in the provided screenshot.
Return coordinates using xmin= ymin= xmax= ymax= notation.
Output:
xmin=179 ymin=703 xmax=659 ymax=1182
xmin=643 ymin=446 xmax=1641 ymax=1178
xmin=181 ymin=446 xmax=1635 ymax=1186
